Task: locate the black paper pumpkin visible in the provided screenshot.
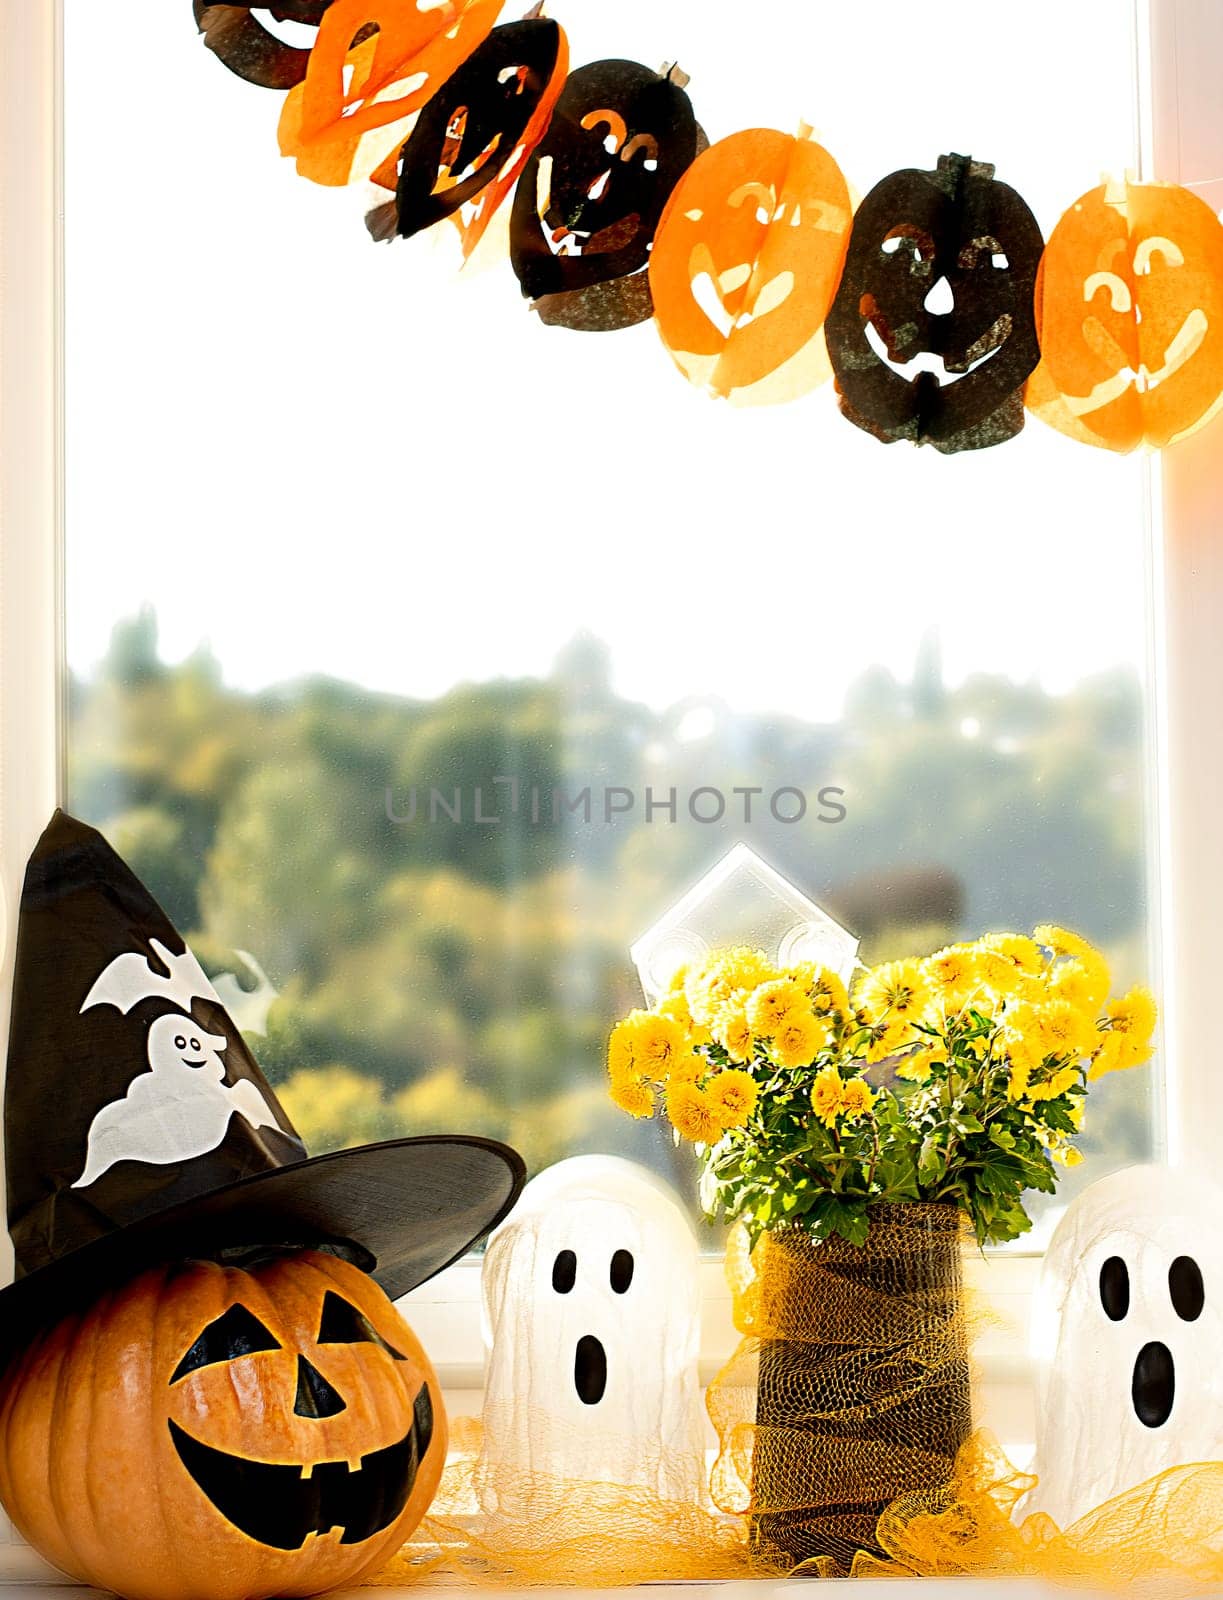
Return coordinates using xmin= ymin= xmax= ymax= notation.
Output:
xmin=510 ymin=58 xmax=698 ymax=329
xmin=825 ymin=153 xmax=1044 ymax=453
xmin=193 ymin=2 xmax=335 ymax=90
xmin=391 ymin=18 xmax=566 ymax=245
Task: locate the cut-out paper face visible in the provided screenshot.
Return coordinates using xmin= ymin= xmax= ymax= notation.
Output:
xmin=650 ymin=126 xmax=852 ymax=405
xmin=510 ymin=59 xmax=699 ymax=327
xmin=1028 ymin=1165 xmax=1223 ymax=1528
xmin=0 ymin=1251 xmax=445 ymax=1600
xmin=1027 ymin=179 xmax=1223 ymax=452
xmin=826 ymin=153 xmax=1044 ymax=453
xmin=383 ymin=18 xmax=568 ymax=259
xmin=480 ymin=1155 xmax=705 ymax=1510
xmin=194 ymin=2 xmax=333 ymax=90
xmin=278 ymin=0 xmax=504 ymax=187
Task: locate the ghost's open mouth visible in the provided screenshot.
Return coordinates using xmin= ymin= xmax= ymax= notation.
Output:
xmin=1131 ymin=1341 xmax=1174 ymax=1429
xmin=182 ymin=1059 xmax=206 ymax=1069
xmin=864 ymin=314 xmax=1010 ymax=386
xmin=169 ymin=1388 xmax=432 ymax=1549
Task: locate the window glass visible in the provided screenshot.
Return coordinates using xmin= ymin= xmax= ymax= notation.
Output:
xmin=65 ymin=0 xmax=1157 ymax=1242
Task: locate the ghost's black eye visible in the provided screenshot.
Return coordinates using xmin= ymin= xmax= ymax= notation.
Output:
xmin=1169 ymin=1256 xmax=1205 ymax=1322
xmin=1100 ymin=1256 xmax=1130 ymax=1321
xmin=610 ymin=1250 xmax=634 ymax=1294
xmin=170 ymin=1304 xmax=281 ymax=1383
xmin=174 ymin=1035 xmax=187 ymax=1051
xmin=552 ymin=1249 xmax=577 ymax=1294
xmin=317 ymin=1291 xmax=406 ymax=1359
xmin=190 ymin=1037 xmax=201 ymax=1052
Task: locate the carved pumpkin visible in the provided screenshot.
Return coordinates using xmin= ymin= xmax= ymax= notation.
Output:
xmin=194 ymin=2 xmax=334 ymax=90
xmin=825 ymin=153 xmax=1044 ymax=453
xmin=369 ymin=16 xmax=569 ymax=261
xmin=1027 ymin=178 xmax=1223 ymax=451
xmin=0 ymin=1249 xmax=444 ymax=1600
xmin=511 ymin=59 xmax=699 ymax=331
xmin=649 ymin=125 xmax=852 ymax=405
xmin=278 ymin=0 xmax=503 ymax=187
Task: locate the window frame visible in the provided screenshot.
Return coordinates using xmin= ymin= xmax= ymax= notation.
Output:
xmin=1 ymin=3 xmax=1220 ymax=1569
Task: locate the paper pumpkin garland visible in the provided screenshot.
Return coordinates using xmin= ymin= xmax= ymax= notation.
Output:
xmin=826 ymin=153 xmax=1045 ymax=453
xmin=0 ymin=1250 xmax=445 ymax=1600
xmin=510 ymin=59 xmax=699 ymax=330
xmin=650 ymin=126 xmax=852 ymax=405
xmin=278 ymin=0 xmax=504 ymax=187
xmin=194 ymin=3 xmax=1223 ymax=451
xmin=194 ymin=2 xmax=334 ymax=89
xmin=1027 ymin=178 xmax=1223 ymax=451
xmin=371 ymin=16 xmax=569 ymax=260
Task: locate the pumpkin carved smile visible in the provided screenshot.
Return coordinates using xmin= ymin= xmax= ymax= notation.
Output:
xmin=167 ymin=1387 xmax=433 ymax=1550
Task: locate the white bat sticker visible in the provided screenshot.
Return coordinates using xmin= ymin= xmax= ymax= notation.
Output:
xmin=81 ymin=939 xmax=222 ymax=1017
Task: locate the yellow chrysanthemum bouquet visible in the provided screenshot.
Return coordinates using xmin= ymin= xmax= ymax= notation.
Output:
xmin=607 ymin=928 xmax=1156 ymax=1246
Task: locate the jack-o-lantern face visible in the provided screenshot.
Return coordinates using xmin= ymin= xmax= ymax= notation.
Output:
xmin=0 ymin=1250 xmax=446 ymax=1600
xmin=1027 ymin=179 xmax=1223 ymax=451
xmin=278 ymin=0 xmax=504 ymax=187
xmin=194 ymin=2 xmax=334 ymax=90
xmin=649 ymin=126 xmax=852 ymax=404
xmin=382 ymin=18 xmax=568 ymax=259
xmin=511 ymin=58 xmax=698 ymax=321
xmin=826 ymin=153 xmax=1044 ymax=453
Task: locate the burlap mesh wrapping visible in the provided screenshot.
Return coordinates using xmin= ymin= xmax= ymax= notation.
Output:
xmin=707 ymin=1203 xmax=973 ymax=1575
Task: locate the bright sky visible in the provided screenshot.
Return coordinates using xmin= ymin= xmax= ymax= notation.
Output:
xmin=64 ymin=0 xmax=1150 ymax=722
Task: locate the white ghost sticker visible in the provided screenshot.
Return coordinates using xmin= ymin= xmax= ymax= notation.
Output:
xmin=81 ymin=938 xmax=222 ymax=1017
xmin=1027 ymin=1164 xmax=1223 ymax=1526
xmin=73 ymin=1013 xmax=281 ymax=1190
xmin=479 ymin=1155 xmax=706 ymax=1512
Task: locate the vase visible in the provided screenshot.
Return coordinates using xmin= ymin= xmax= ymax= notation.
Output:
xmin=748 ymin=1202 xmax=972 ymax=1574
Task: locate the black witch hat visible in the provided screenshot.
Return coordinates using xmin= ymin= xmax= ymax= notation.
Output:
xmin=1 ymin=810 xmax=525 ymax=1343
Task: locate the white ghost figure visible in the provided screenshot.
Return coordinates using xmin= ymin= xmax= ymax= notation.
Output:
xmin=479 ymin=1154 xmax=705 ymax=1512
xmin=73 ymin=1012 xmax=280 ymax=1189
xmin=81 ymin=938 xmax=222 ymax=1016
xmin=1028 ymin=1164 xmax=1223 ymax=1526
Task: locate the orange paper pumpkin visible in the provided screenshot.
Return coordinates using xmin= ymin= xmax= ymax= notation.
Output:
xmin=649 ymin=127 xmax=852 ymax=405
xmin=1028 ymin=178 xmax=1223 ymax=451
xmin=278 ymin=0 xmax=503 ymax=187
xmin=0 ymin=1250 xmax=445 ymax=1600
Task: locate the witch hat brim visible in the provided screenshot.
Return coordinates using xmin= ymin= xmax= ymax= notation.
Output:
xmin=2 ymin=810 xmax=527 ymax=1358
xmin=0 ymin=1133 xmax=524 ymax=1354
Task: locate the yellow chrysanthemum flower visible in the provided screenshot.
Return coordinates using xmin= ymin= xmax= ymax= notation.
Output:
xmin=706 ymin=1069 xmax=759 ymax=1130
xmin=864 ymin=1014 xmax=917 ymax=1063
xmin=855 ymin=959 xmax=932 ymax=1024
xmin=1033 ymin=925 xmax=1105 ymax=969
xmin=1046 ymin=957 xmax=1110 ymax=1016
xmin=666 ymin=1081 xmax=722 ymax=1145
xmin=840 ymin=1077 xmax=875 ymax=1121
xmin=810 ymin=1066 xmax=844 ymax=1128
xmin=685 ymin=947 xmax=774 ymax=1026
xmin=773 ymin=1010 xmax=827 ymax=1069
xmin=712 ymin=1000 xmax=755 ymax=1065
xmin=609 ymin=1077 xmax=654 ymax=1119
xmin=667 ymin=1049 xmax=705 ymax=1085
xmin=607 ymin=1020 xmax=639 ymax=1083
xmin=1053 ymin=1145 xmax=1085 ymax=1168
xmin=897 ymin=1047 xmax=944 ymax=1083
xmin=979 ymin=932 xmax=1044 ymax=976
xmin=747 ymin=979 xmax=809 ymax=1039
xmin=786 ymin=963 xmax=850 ymax=1018
xmin=611 ymin=1008 xmax=688 ymax=1078
xmin=923 ymin=944 xmax=982 ymax=1010
xmin=1089 ymin=987 xmax=1158 ymax=1079
xmin=1034 ymin=999 xmax=1098 ymax=1062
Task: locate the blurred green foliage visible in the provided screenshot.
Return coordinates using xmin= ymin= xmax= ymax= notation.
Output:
xmin=68 ymin=611 xmax=1155 ymax=1207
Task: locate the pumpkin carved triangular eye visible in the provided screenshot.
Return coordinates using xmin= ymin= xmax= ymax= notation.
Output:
xmin=170 ymin=1304 xmax=281 ymax=1383
xmin=318 ymin=1290 xmax=407 ymax=1360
